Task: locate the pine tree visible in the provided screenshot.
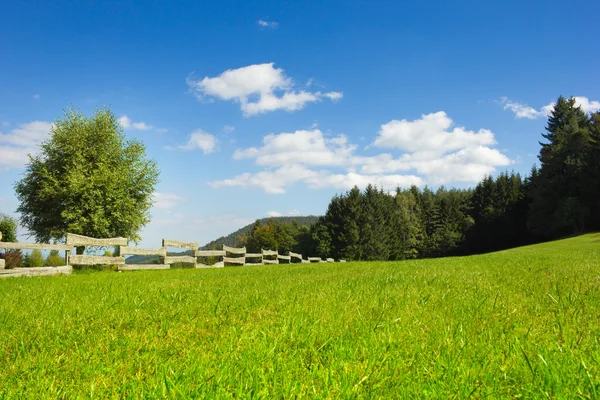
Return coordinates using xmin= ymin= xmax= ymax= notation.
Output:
xmin=528 ymin=96 xmax=592 ymax=236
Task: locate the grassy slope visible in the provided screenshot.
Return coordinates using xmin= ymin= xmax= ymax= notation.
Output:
xmin=0 ymin=234 xmax=598 ymax=398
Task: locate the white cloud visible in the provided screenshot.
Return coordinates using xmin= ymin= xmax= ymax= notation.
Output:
xmin=211 ymin=112 xmax=513 ymax=193
xmin=156 ymin=128 xmax=168 ymax=134
xmin=0 ymin=121 xmax=52 ymax=171
xmin=2 ymin=121 xmax=10 ymax=127
xmin=573 ymin=96 xmax=600 ymax=113
xmin=233 ymin=129 xmax=356 ymax=167
xmin=118 ymin=115 xmax=153 ymax=131
xmin=373 ymin=111 xmax=496 ymax=153
xmin=267 ymin=210 xmax=301 ymax=217
xmin=210 ymin=164 xmax=424 ymax=194
xmin=32 ymin=94 xmax=40 ymax=100
xmin=498 ymin=97 xmax=543 ymax=119
xmin=186 ymin=63 xmax=342 ymax=116
xmin=258 ymin=19 xmax=279 ymax=28
xmin=152 ymin=192 xmax=184 ymax=210
xmin=177 ymin=129 xmax=217 ymax=154
xmin=223 ymin=125 xmax=235 ymax=133
xmin=324 ymin=92 xmax=343 ymax=101
xmin=500 ymin=96 xmax=600 ymax=119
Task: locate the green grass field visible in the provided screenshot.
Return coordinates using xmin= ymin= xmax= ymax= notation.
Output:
xmin=1 ymin=234 xmax=599 ymax=398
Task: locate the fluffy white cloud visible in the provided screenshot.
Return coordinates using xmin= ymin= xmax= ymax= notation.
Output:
xmin=211 ymin=112 xmax=513 ymax=193
xmin=152 ymin=192 xmax=184 ymax=209
xmin=573 ymin=96 xmax=600 ymax=113
xmin=210 ymin=164 xmax=424 ymax=194
xmin=233 ymin=129 xmax=356 ymax=167
xmin=187 ymin=63 xmax=342 ymax=116
xmin=177 ymin=129 xmax=217 ymax=154
xmin=223 ymin=125 xmax=235 ymax=133
xmin=258 ymin=19 xmax=279 ymax=28
xmin=266 ymin=211 xmax=282 ymax=217
xmin=500 ymin=96 xmax=600 ymax=119
xmin=0 ymin=121 xmax=52 ymax=171
xmin=374 ymin=111 xmax=496 ymax=153
xmin=118 ymin=115 xmax=153 ymax=131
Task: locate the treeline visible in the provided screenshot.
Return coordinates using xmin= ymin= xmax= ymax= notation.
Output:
xmin=236 ymin=96 xmax=600 ymax=260
xmin=201 ymin=216 xmax=319 ymax=249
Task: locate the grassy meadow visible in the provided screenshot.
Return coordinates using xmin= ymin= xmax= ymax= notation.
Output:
xmin=1 ymin=234 xmax=599 ymax=398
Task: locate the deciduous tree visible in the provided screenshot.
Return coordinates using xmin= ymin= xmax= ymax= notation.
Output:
xmin=15 ymin=107 xmax=159 ymax=254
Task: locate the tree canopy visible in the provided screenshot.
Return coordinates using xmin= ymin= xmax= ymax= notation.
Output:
xmin=14 ymin=107 xmax=159 ymax=248
xmin=0 ymin=213 xmax=18 ymax=243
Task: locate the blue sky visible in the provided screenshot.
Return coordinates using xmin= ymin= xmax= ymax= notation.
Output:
xmin=1 ymin=0 xmax=599 ymax=248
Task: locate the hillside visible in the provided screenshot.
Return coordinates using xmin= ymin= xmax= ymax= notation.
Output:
xmin=125 ymin=215 xmax=320 ymax=264
xmin=1 ymin=234 xmax=598 ymax=397
xmin=199 ymin=215 xmax=320 ymax=249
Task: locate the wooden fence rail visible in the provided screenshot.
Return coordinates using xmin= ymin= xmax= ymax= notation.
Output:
xmin=1 ymin=230 xmax=348 ymax=278
xmin=0 ymin=231 xmax=73 ymax=278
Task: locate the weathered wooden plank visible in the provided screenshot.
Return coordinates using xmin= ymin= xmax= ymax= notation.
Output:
xmin=339 ymin=260 xmax=347 ymax=263
xmin=120 ymin=246 xmax=166 ymax=257
xmin=245 ymin=253 xmax=262 ymax=258
xmin=262 ymin=249 xmax=277 ymax=256
xmin=195 ymin=250 xmax=226 ymax=257
xmin=308 ymin=257 xmax=322 ymax=262
xmin=278 ymin=255 xmax=291 ymax=261
xmin=223 ymin=256 xmax=245 ymax=264
xmin=0 ymin=259 xmax=5 ymax=269
xmin=301 ymin=260 xmax=310 ymax=264
xmin=69 ymin=255 xmax=125 ymax=265
xmin=326 ymin=258 xmax=334 ymax=263
xmin=164 ymin=256 xmax=196 ymax=264
xmin=223 ymin=245 xmax=246 ymax=254
xmin=263 ymin=259 xmax=279 ymax=264
xmin=162 ymin=239 xmax=198 ymax=250
xmin=289 ymin=252 xmax=302 ymax=259
xmin=245 ymin=262 xmax=263 ymax=266
xmin=0 ymin=241 xmax=73 ymax=251
xmin=66 ymin=233 xmax=128 ymax=247
xmin=0 ymin=266 xmax=72 ymax=278
xmin=118 ymin=264 xmax=170 ymax=271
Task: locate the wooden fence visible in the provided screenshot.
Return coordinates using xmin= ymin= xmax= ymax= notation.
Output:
xmin=0 ymin=231 xmax=345 ymax=278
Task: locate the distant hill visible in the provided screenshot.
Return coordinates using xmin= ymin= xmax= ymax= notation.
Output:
xmin=125 ymin=216 xmax=320 ymax=264
xmin=200 ymin=216 xmax=320 ymax=249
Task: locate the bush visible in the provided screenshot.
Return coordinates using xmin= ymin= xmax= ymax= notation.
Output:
xmin=45 ymin=250 xmax=65 ymax=267
xmin=1 ymin=249 xmax=23 ymax=269
xmin=27 ymin=249 xmax=45 ymax=268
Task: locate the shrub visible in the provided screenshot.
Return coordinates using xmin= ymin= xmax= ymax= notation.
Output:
xmin=44 ymin=250 xmax=65 ymax=267
xmin=1 ymin=249 xmax=23 ymax=269
xmin=27 ymin=249 xmax=45 ymax=268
